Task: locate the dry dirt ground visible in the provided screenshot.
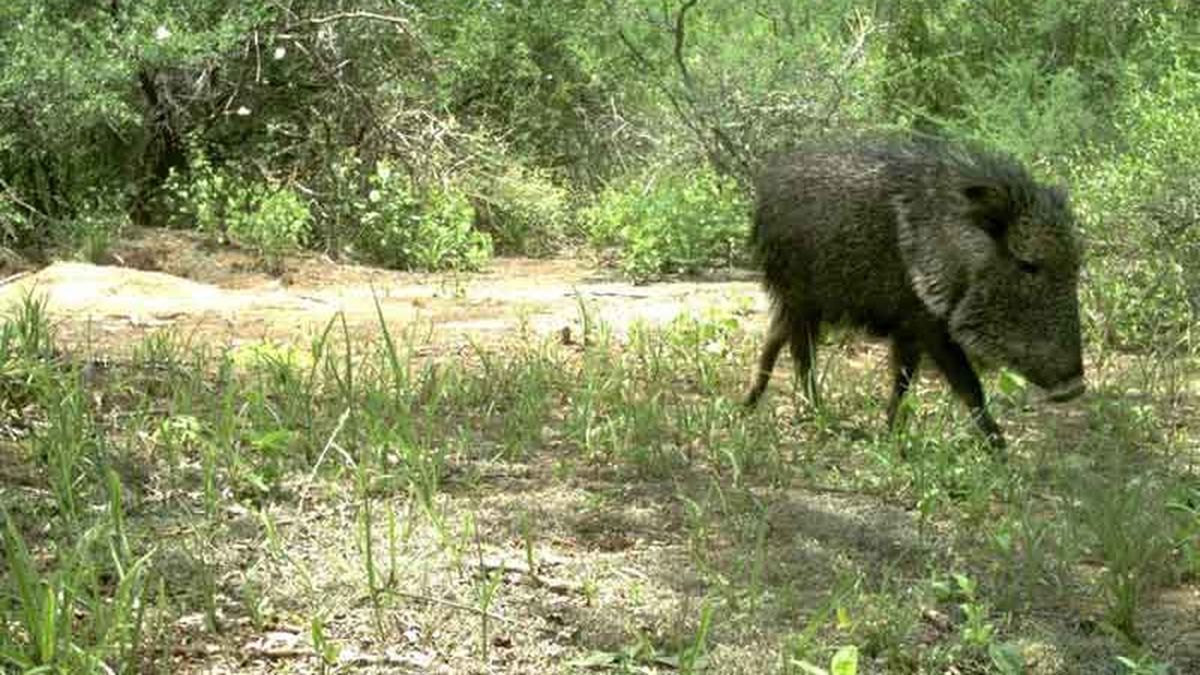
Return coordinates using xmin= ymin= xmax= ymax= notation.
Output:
xmin=0 ymin=228 xmax=766 ymax=355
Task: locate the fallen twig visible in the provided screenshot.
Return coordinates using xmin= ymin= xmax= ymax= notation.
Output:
xmin=0 ymin=271 xmax=31 ymax=287
xmin=393 ymin=590 xmax=513 ymax=624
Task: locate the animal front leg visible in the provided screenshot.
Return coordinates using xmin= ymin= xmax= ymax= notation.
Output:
xmin=925 ymin=331 xmax=1005 ymax=450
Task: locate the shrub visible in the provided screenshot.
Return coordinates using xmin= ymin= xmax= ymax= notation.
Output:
xmin=167 ymin=151 xmax=310 ymax=272
xmin=582 ymin=166 xmax=748 ymax=282
xmin=951 ymin=56 xmax=1095 ymax=164
xmin=0 ymin=193 xmax=28 ymax=251
xmin=349 ymin=161 xmax=491 ymax=272
xmin=66 ymin=211 xmax=124 ymax=264
xmin=472 ymin=164 xmax=570 ymax=257
xmin=1068 ymin=44 xmax=1200 ymax=354
xmin=226 ymin=186 xmax=311 ymax=274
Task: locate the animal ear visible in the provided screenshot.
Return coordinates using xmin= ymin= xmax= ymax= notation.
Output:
xmin=962 ymin=184 xmax=1012 ymax=238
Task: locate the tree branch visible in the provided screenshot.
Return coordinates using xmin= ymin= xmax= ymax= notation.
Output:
xmin=672 ymin=0 xmax=699 ymax=92
xmin=308 ymin=11 xmax=413 ymax=29
xmin=301 ymin=9 xmax=428 ymax=57
xmin=0 ymin=179 xmax=46 ymax=219
xmin=612 ymin=21 xmax=703 ymax=141
xmin=610 ymin=0 xmax=753 ymax=187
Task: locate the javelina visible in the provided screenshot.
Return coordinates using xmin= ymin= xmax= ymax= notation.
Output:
xmin=743 ymin=134 xmax=1085 ymax=448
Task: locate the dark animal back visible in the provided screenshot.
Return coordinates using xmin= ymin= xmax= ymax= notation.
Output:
xmin=749 ymin=137 xmax=930 ymax=329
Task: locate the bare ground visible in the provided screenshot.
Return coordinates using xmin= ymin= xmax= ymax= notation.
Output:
xmin=0 ymin=228 xmax=766 ymax=356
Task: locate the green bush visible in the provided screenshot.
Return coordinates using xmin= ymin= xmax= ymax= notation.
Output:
xmin=473 ymin=165 xmax=570 ymax=257
xmin=582 ymin=167 xmax=748 ymax=282
xmin=166 ymin=152 xmax=236 ymax=241
xmin=1068 ymin=39 xmax=1200 ymax=354
xmin=64 ymin=211 xmax=124 ymax=264
xmin=227 ymin=186 xmax=310 ymax=274
xmin=167 ymin=152 xmax=310 ymax=272
xmin=0 ymin=192 xmax=26 ymax=250
xmin=951 ymin=56 xmax=1095 ymax=164
xmin=350 ymin=161 xmax=492 ymax=272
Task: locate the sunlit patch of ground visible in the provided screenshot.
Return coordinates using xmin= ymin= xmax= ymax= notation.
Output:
xmin=0 ymin=228 xmax=765 ymax=358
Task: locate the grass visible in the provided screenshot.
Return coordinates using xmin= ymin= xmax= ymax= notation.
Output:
xmin=0 ymin=290 xmax=1197 ymax=674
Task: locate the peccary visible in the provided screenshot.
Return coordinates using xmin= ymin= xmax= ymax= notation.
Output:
xmin=743 ymin=133 xmax=1085 ymax=448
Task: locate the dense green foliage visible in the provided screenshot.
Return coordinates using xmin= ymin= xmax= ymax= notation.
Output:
xmin=0 ymin=0 xmax=1197 ymax=318
xmin=582 ymin=166 xmax=746 ymax=281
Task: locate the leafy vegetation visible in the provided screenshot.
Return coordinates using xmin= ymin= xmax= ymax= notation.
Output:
xmin=1 ymin=0 xmax=1191 ymax=281
xmin=1 ymin=0 xmax=1198 ymax=673
xmin=582 ymin=165 xmax=746 ymax=282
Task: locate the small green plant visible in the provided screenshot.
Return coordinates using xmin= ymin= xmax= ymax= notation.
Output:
xmin=63 ymin=210 xmax=123 ymax=263
xmin=1166 ymin=486 xmax=1200 ymax=580
xmin=0 ymin=293 xmax=54 ymax=413
xmin=471 ymin=519 xmax=505 ymax=666
xmin=678 ymin=600 xmax=716 ymax=674
xmin=519 ymin=509 xmax=539 ymax=586
xmin=37 ymin=375 xmax=93 ymax=523
xmin=988 ymin=642 xmax=1026 ymax=675
xmin=930 ymin=571 xmax=1010 ymax=662
xmin=1065 ymin=421 xmax=1177 ymax=643
xmin=791 ymin=646 xmax=860 ymax=675
xmin=166 ymin=150 xmax=234 ymax=241
xmin=2 ymin=511 xmax=73 ymax=670
xmin=310 ymin=613 xmax=341 ymax=674
xmin=1115 ymin=652 xmax=1172 ymax=675
xmin=4 ymin=292 xmax=55 ymax=360
xmin=959 ymin=598 xmax=995 ymax=648
xmin=1 ymin=509 xmax=151 ymax=673
xmin=226 ymin=184 xmax=310 ymax=273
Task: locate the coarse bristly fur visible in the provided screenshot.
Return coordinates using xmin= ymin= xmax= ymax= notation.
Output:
xmin=743 ymin=132 xmax=1085 ymax=449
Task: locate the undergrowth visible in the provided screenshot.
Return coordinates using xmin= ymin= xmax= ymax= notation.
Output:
xmin=0 ymin=292 xmax=1196 ymax=673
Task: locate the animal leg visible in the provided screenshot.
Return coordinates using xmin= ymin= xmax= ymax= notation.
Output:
xmin=788 ymin=313 xmax=822 ymax=406
xmin=925 ymin=331 xmax=1005 ymax=450
xmin=886 ymin=335 xmax=921 ymax=429
xmin=743 ymin=309 xmax=790 ymax=407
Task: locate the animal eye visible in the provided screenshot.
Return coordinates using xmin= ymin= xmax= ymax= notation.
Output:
xmin=1017 ymin=259 xmax=1040 ymax=274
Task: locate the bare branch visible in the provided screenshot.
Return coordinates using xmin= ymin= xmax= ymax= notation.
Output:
xmin=0 ymin=179 xmax=45 ymax=218
xmin=611 ymin=22 xmax=700 ymax=136
xmin=820 ymin=10 xmax=879 ymax=127
xmin=307 ymin=11 xmax=413 ymax=29
xmin=610 ymin=0 xmax=753 ymax=186
xmin=301 ymin=9 xmax=430 ymax=59
xmin=672 ymin=0 xmax=699 ymax=92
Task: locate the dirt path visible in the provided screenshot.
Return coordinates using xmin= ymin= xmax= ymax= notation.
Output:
xmin=0 ymin=229 xmax=767 ymax=354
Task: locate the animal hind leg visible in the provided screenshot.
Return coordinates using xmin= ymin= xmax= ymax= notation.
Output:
xmin=788 ymin=313 xmax=821 ymax=406
xmin=743 ymin=309 xmax=790 ymax=407
xmin=886 ymin=334 xmax=921 ymax=430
